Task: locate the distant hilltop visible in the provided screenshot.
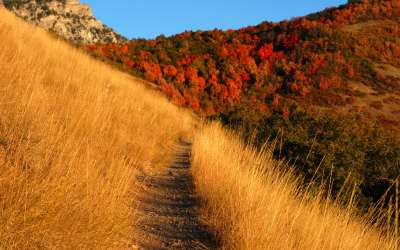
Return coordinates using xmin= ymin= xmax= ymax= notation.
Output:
xmin=50 ymin=0 xmax=93 ymax=16
xmin=1 ymin=0 xmax=126 ymax=44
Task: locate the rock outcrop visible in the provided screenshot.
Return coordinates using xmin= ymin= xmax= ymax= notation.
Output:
xmin=2 ymin=0 xmax=126 ymax=44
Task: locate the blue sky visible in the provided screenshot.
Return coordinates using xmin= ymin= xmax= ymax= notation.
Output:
xmin=83 ymin=1 xmax=347 ymax=39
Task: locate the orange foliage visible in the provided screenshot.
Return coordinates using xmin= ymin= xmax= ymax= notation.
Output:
xmin=258 ymin=44 xmax=274 ymax=61
xmin=120 ymin=44 xmax=129 ymax=54
xmin=83 ymin=0 xmax=400 ymax=117
xmin=163 ymin=65 xmax=178 ymax=77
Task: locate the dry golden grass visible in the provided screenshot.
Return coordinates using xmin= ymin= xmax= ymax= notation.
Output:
xmin=1 ymin=6 xmax=398 ymax=250
xmin=192 ymin=123 xmax=397 ymax=250
xmin=0 ymin=9 xmax=193 ymax=249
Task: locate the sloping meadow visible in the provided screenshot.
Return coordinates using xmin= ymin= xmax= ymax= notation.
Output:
xmin=0 ymin=9 xmax=193 ymax=249
xmin=192 ymin=123 xmax=397 ymax=250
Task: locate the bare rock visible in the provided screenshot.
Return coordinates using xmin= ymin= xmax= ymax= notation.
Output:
xmin=2 ymin=0 xmax=126 ymax=44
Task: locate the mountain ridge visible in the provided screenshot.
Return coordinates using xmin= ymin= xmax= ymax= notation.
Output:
xmin=1 ymin=0 xmax=126 ymax=44
xmin=85 ymin=0 xmax=400 ymax=126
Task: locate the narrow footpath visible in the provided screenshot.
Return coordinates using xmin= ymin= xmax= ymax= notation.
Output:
xmin=133 ymin=140 xmax=219 ymax=250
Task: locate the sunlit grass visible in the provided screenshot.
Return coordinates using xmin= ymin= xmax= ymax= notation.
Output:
xmin=0 ymin=9 xmax=193 ymax=249
xmin=192 ymin=123 xmax=398 ymax=250
xmin=0 ymin=6 xmax=398 ymax=250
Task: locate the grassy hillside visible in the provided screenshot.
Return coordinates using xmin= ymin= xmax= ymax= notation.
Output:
xmin=85 ymin=0 xmax=400 ymax=211
xmin=0 ymin=6 xmax=398 ymax=250
xmin=192 ymin=124 xmax=397 ymax=249
xmin=0 ymin=8 xmax=193 ymax=249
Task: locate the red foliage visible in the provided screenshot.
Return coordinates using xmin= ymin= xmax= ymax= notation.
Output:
xmin=139 ymin=50 xmax=151 ymax=60
xmin=259 ymin=103 xmax=268 ymax=113
xmin=319 ymin=75 xmax=342 ymax=90
xmin=141 ymin=61 xmax=162 ymax=82
xmin=282 ymin=106 xmax=290 ymax=120
xmin=319 ymin=77 xmax=330 ymax=90
xmin=294 ymin=71 xmax=307 ymax=82
xmin=184 ymin=66 xmax=207 ymax=90
xmin=196 ymin=76 xmax=206 ymax=90
xmin=347 ymin=67 xmax=355 ymax=78
xmin=163 ymin=65 xmax=178 ymax=77
xmin=290 ymin=82 xmax=300 ymax=93
xmin=123 ymin=58 xmax=134 ymax=68
xmin=175 ymin=72 xmax=186 ymax=84
xmin=85 ymin=44 xmax=96 ymax=51
xmin=282 ymin=33 xmax=300 ymax=50
xmin=308 ymin=56 xmax=326 ymax=75
xmin=220 ymin=85 xmax=229 ymax=100
xmin=120 ymin=44 xmax=129 ymax=54
xmin=100 ymin=46 xmax=112 ymax=57
xmin=84 ymin=0 xmax=400 ymax=117
xmin=300 ymin=86 xmax=311 ymax=97
xmin=272 ymin=94 xmax=281 ymax=109
xmin=183 ymin=93 xmax=201 ymax=110
xmin=209 ymin=73 xmax=219 ymax=86
xmin=258 ymin=43 xmax=274 ymax=61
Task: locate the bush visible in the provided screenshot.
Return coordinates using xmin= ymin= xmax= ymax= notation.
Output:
xmin=221 ymin=108 xmax=400 ymax=211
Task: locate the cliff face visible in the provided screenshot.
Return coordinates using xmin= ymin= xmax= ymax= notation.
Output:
xmin=2 ymin=0 xmax=126 ymax=44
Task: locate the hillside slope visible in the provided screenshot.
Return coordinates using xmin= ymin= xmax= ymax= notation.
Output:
xmin=85 ymin=0 xmax=400 ymax=211
xmin=0 ymin=8 xmax=193 ymax=249
xmin=192 ymin=124 xmax=397 ymax=249
xmin=86 ymin=0 xmax=400 ymax=123
xmin=0 ymin=5 xmax=398 ymax=250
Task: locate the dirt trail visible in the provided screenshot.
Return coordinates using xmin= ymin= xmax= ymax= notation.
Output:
xmin=133 ymin=140 xmax=219 ymax=250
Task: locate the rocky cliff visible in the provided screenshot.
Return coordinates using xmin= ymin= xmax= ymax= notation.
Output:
xmin=2 ymin=0 xmax=126 ymax=44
